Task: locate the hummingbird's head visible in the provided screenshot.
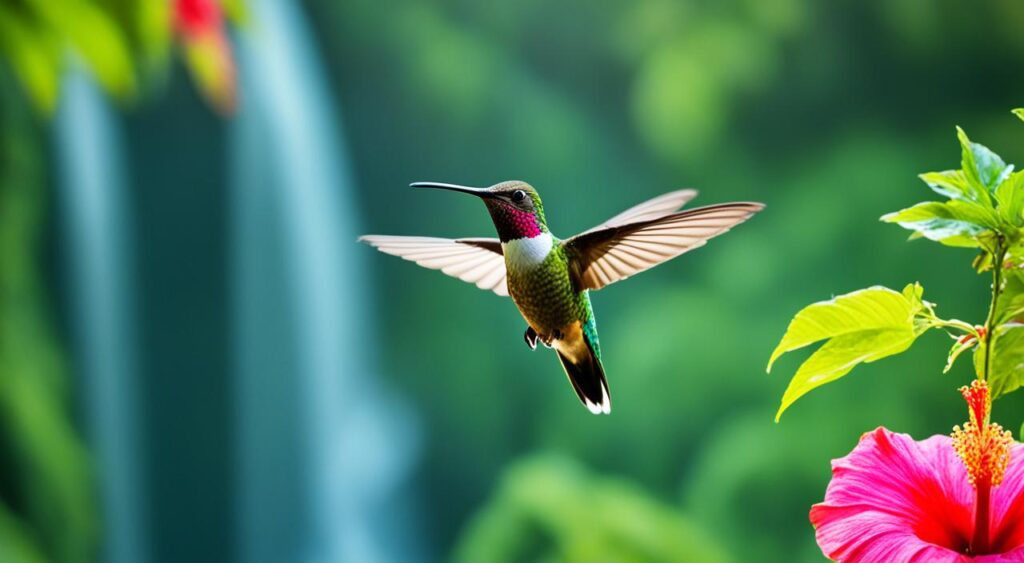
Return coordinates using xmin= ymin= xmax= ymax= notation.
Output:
xmin=411 ymin=180 xmax=548 ymax=242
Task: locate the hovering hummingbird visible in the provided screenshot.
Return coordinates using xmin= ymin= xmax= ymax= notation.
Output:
xmin=360 ymin=182 xmax=763 ymax=414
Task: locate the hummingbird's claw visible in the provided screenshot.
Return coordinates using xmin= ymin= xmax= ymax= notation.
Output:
xmin=524 ymin=326 xmax=539 ymax=351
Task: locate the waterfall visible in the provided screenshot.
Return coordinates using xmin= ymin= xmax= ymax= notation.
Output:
xmin=54 ymin=68 xmax=149 ymax=563
xmin=232 ymin=1 xmax=421 ymax=562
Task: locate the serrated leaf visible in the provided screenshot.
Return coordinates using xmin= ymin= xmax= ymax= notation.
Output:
xmin=957 ymin=126 xmax=1011 ymax=193
xmin=996 ymin=171 xmax=1024 ymax=226
xmin=974 ymin=324 xmax=1024 ymax=398
xmin=769 ymin=286 xmax=932 ymax=421
xmin=770 ymin=285 xmax=927 ymax=421
xmin=881 ymin=200 xmax=995 ymax=247
xmin=776 ymin=329 xmax=919 ymax=421
xmin=920 ymin=170 xmax=982 ymax=203
xmin=768 ymin=285 xmax=925 ymax=370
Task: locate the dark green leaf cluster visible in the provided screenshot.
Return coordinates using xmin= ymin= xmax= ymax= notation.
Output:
xmin=770 ymin=110 xmax=1024 ymax=419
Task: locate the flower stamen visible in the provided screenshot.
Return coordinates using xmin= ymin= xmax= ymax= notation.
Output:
xmin=952 ymin=380 xmax=1012 ymax=488
xmin=951 ymin=380 xmax=1013 ymax=554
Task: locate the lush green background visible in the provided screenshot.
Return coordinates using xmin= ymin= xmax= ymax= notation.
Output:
xmin=3 ymin=0 xmax=1024 ymax=562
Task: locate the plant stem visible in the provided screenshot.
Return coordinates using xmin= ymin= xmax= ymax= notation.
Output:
xmin=972 ymin=481 xmax=992 ymax=554
xmin=983 ymin=238 xmax=1007 ymax=382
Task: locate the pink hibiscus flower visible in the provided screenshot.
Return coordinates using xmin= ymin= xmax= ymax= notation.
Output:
xmin=811 ymin=382 xmax=1024 ymax=562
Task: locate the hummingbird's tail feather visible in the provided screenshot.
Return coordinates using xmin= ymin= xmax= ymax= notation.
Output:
xmin=554 ymin=331 xmax=610 ymax=415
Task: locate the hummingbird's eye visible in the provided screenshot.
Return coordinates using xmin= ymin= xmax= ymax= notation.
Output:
xmin=512 ymin=190 xmax=526 ymax=203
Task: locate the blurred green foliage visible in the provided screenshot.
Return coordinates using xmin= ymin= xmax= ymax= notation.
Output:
xmin=0 ymin=2 xmax=246 ymax=562
xmin=0 ymin=0 xmax=154 ymax=111
xmin=0 ymin=69 xmax=97 ymax=563
xmin=453 ymin=455 xmax=730 ymax=563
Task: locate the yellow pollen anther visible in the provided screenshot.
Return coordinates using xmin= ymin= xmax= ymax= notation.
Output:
xmin=951 ymin=380 xmax=1013 ymax=487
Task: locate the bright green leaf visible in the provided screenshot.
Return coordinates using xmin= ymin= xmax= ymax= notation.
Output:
xmin=902 ymin=282 xmax=923 ymax=303
xmin=770 ymin=285 xmax=931 ymax=420
xmin=996 ymin=271 xmax=1024 ymax=324
xmin=1014 ymin=108 xmax=1024 ymax=123
xmin=957 ymin=126 xmax=1011 ymax=192
xmin=776 ymin=328 xmax=919 ymax=421
xmin=768 ymin=285 xmax=925 ymax=370
xmin=920 ymin=170 xmax=983 ymax=203
xmin=880 ymin=200 xmax=995 ymax=247
xmin=996 ymin=171 xmax=1024 ymax=226
xmin=975 ymin=323 xmax=1024 ymax=398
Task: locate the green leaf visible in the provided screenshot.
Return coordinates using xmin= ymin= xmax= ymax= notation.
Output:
xmin=996 ymin=170 xmax=1024 ymax=226
xmin=769 ymin=285 xmax=928 ymax=421
xmin=957 ymin=126 xmax=1011 ymax=192
xmin=776 ymin=329 xmax=920 ymax=421
xmin=880 ymin=200 xmax=995 ymax=247
xmin=996 ymin=270 xmax=1024 ymax=324
xmin=920 ymin=170 xmax=984 ymax=203
xmin=1014 ymin=108 xmax=1024 ymax=123
xmin=945 ymin=334 xmax=977 ymax=373
xmin=975 ymin=323 xmax=1024 ymax=398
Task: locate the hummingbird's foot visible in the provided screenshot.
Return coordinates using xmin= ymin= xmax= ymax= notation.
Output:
xmin=537 ymin=330 xmax=558 ymax=349
xmin=524 ymin=326 xmax=539 ymax=350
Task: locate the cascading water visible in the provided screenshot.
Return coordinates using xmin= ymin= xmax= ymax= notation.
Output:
xmin=54 ymin=68 xmax=149 ymax=563
xmin=232 ymin=1 xmax=421 ymax=562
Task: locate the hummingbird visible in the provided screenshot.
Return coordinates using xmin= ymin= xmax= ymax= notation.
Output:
xmin=360 ymin=181 xmax=763 ymax=414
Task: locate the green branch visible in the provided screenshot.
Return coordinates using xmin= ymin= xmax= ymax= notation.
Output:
xmin=983 ymin=237 xmax=1006 ymax=382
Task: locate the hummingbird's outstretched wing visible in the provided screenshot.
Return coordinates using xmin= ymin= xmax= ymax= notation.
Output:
xmin=359 ymin=235 xmax=508 ymax=296
xmin=563 ymin=202 xmax=764 ymax=291
xmin=579 ymin=189 xmax=699 ymax=234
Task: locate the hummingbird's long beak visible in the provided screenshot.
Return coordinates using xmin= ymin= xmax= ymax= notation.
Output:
xmin=410 ymin=182 xmax=496 ymax=199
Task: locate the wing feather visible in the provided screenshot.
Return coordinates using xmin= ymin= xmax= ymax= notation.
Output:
xmin=582 ymin=189 xmax=699 ymax=234
xmin=359 ymin=235 xmax=508 ymax=296
xmin=564 ymin=202 xmax=763 ymax=291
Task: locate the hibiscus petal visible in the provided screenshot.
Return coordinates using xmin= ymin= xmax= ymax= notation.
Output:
xmin=989 ymin=445 xmax=1024 ymax=553
xmin=976 ymin=545 xmax=1024 ymax=562
xmin=811 ymin=428 xmax=975 ymax=562
xmin=810 ymin=506 xmax=965 ymax=562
